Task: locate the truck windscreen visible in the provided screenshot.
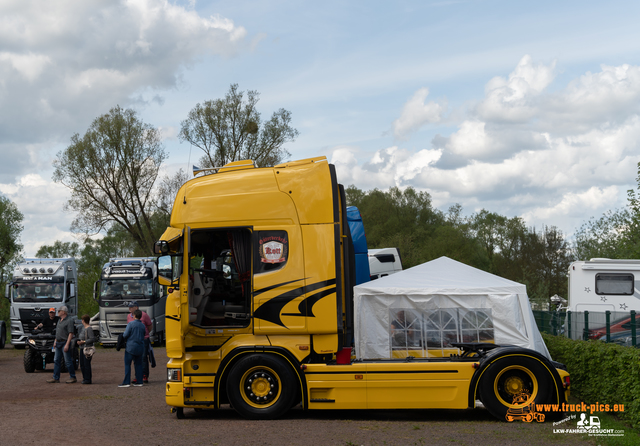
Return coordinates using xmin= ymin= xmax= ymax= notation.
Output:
xmin=11 ymin=280 xmax=64 ymax=303
xmin=100 ymin=279 xmax=154 ymax=300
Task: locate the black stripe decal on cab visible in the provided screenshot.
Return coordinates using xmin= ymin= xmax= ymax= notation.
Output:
xmin=253 ymin=279 xmax=336 ymax=328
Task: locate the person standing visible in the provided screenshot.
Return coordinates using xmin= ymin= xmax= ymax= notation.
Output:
xmin=119 ymin=309 xmax=145 ymax=388
xmin=46 ymin=306 xmax=76 ymax=384
xmin=126 ymin=301 xmax=152 ymax=383
xmin=77 ymin=314 xmax=95 ymax=385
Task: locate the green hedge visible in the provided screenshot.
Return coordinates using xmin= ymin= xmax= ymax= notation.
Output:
xmin=543 ymin=333 xmax=640 ymax=428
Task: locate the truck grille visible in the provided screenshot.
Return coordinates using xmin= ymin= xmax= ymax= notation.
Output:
xmin=19 ymin=308 xmax=48 ymax=333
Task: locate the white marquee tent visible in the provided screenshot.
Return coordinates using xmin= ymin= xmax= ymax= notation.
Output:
xmin=353 ymin=256 xmax=551 ymax=360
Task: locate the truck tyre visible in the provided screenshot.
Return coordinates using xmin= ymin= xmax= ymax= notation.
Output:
xmin=0 ymin=323 xmax=5 ymax=349
xmin=24 ymin=349 xmax=37 ymax=373
xmin=153 ymin=331 xmax=164 ymax=346
xmin=226 ymin=354 xmax=297 ymax=420
xmin=478 ymin=356 xmax=553 ymax=421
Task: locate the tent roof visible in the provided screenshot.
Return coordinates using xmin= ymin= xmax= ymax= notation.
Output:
xmin=355 ymin=256 xmax=527 ymax=296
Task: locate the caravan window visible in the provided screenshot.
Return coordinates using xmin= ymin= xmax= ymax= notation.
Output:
xmin=595 ymin=274 xmax=634 ymax=295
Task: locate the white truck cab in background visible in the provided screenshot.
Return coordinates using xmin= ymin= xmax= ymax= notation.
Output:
xmin=5 ymin=258 xmax=78 ymax=348
xmin=368 ymin=248 xmax=403 ymax=280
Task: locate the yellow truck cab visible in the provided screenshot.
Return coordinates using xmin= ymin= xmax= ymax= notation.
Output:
xmin=155 ymin=156 xmax=570 ymax=420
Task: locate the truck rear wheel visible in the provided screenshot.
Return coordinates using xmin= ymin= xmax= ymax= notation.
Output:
xmin=24 ymin=349 xmax=36 ymax=373
xmin=226 ymin=354 xmax=296 ymax=420
xmin=479 ymin=356 xmax=553 ymax=421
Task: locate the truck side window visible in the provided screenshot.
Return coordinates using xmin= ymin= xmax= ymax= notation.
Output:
xmin=254 ymin=231 xmax=288 ymax=274
xmin=595 ymin=273 xmax=634 ymax=295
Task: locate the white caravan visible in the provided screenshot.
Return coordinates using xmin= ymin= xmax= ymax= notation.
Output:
xmin=568 ymin=259 xmax=640 ymax=313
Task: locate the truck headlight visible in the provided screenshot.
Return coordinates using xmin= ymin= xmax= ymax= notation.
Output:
xmin=167 ymin=368 xmax=182 ymax=382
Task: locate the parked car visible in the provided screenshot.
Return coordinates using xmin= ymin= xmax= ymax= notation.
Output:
xmin=588 ymin=316 xmax=639 ymax=340
xmin=598 ymin=330 xmax=639 ymax=347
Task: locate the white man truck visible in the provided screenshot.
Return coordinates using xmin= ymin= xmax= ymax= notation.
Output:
xmin=5 ymin=258 xmax=78 ymax=348
xmin=93 ymin=258 xmax=166 ymax=346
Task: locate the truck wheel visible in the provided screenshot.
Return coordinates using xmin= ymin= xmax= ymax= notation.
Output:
xmin=24 ymin=349 xmax=36 ymax=373
xmin=175 ymin=407 xmax=185 ymax=419
xmin=226 ymin=354 xmax=296 ymax=420
xmin=479 ymin=356 xmax=553 ymax=421
xmin=0 ymin=323 xmax=5 ymax=349
xmin=154 ymin=331 xmax=164 ymax=346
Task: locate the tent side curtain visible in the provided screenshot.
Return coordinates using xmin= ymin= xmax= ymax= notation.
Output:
xmin=354 ymin=293 xmax=550 ymax=360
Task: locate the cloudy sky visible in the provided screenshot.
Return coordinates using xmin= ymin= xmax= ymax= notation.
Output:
xmin=2 ymin=0 xmax=640 ymax=256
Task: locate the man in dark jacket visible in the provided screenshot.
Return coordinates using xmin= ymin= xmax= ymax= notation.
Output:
xmin=37 ymin=308 xmax=59 ymax=333
xmin=119 ymin=310 xmax=146 ymax=388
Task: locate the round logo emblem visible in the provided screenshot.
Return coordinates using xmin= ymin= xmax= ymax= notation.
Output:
xmin=105 ymin=302 xmax=109 ymax=306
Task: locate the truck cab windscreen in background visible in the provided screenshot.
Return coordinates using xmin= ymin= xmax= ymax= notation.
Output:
xmin=96 ymin=259 xmax=160 ymax=307
xmin=9 ymin=278 xmax=66 ymax=303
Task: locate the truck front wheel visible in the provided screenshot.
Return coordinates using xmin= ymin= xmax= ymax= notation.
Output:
xmin=226 ymin=354 xmax=296 ymax=420
xmin=479 ymin=356 xmax=553 ymax=422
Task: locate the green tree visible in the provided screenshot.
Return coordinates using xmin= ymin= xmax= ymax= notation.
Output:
xmin=154 ymin=168 xmax=190 ymax=222
xmin=35 ymin=240 xmax=80 ymax=259
xmin=0 ymin=195 xmax=24 ymax=322
xmin=53 ymin=106 xmax=167 ymax=254
xmin=345 ymin=185 xmax=482 ymax=268
xmin=573 ymin=161 xmax=640 ymax=260
xmin=574 ymin=209 xmax=630 ymax=260
xmin=179 ymin=84 xmax=298 ymax=169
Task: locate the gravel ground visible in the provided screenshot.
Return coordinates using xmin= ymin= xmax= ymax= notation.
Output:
xmin=0 ymin=345 xmax=597 ymax=446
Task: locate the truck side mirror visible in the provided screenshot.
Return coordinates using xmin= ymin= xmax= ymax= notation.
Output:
xmin=93 ymin=281 xmax=99 ymax=302
xmin=4 ymin=284 xmax=9 ymax=300
xmin=69 ymin=284 xmax=75 ymax=298
xmin=157 ymin=255 xmax=174 ymax=286
xmin=154 ymin=240 xmax=170 ymax=255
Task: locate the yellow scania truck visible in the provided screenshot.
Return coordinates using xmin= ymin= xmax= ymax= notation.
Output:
xmin=155 ymin=157 xmax=570 ymax=420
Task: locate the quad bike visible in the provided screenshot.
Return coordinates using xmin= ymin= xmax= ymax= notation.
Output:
xmin=24 ymin=325 xmax=79 ymax=373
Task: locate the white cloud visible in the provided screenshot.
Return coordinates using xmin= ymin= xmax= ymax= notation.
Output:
xmin=476 ymin=55 xmax=556 ymax=123
xmin=392 ymin=88 xmax=445 ymax=140
xmin=338 ymin=57 xmax=640 ymax=236
xmin=0 ymin=0 xmax=247 ymax=181
xmin=1 ymin=174 xmax=75 ymax=256
xmin=522 ymin=186 xmax=620 ymax=223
